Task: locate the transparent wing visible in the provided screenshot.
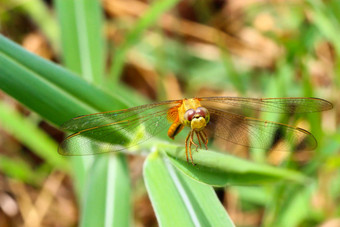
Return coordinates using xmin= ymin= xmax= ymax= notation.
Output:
xmin=205 ymin=108 xmax=317 ymax=151
xmin=200 ymin=97 xmax=333 ymax=113
xmin=59 ymin=101 xmax=179 ymax=155
xmin=61 ymin=99 xmax=180 ymax=132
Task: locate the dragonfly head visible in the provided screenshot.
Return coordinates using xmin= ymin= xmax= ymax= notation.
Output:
xmin=183 ymin=107 xmax=210 ymax=131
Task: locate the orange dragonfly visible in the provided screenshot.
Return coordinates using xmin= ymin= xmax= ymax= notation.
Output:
xmin=59 ymin=97 xmax=332 ymax=164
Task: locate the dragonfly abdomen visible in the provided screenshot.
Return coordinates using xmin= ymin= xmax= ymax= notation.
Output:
xmin=168 ymin=121 xmax=184 ymax=139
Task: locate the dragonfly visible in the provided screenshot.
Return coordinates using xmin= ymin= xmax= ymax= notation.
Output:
xmin=59 ymin=97 xmax=333 ymax=165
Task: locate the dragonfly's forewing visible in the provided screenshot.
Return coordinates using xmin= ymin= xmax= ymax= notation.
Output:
xmin=200 ymin=97 xmax=333 ymax=114
xmin=59 ymin=101 xmax=179 ymax=155
xmin=205 ymin=108 xmax=317 ymax=151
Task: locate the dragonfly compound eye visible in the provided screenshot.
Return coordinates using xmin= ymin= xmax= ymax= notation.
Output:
xmin=195 ymin=107 xmax=208 ymax=118
xmin=184 ymin=109 xmax=196 ymax=121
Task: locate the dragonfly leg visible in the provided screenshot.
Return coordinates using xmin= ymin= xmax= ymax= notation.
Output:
xmin=189 ymin=140 xmax=195 ymax=165
xmin=196 ymin=131 xmax=202 ymax=149
xmin=190 ymin=131 xmax=199 ymax=152
xmin=185 ymin=131 xmax=196 ymax=165
xmin=197 ymin=132 xmax=204 ymax=145
xmin=185 ymin=131 xmax=190 ymax=163
xmin=199 ymin=131 xmax=208 ymax=150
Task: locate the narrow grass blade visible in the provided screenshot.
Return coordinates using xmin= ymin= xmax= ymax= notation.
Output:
xmin=0 ymin=156 xmax=41 ymax=184
xmin=144 ymin=151 xmax=234 ymax=227
xmin=262 ymin=184 xmax=313 ymax=227
xmin=0 ymin=34 xmax=127 ymax=125
xmin=109 ymin=0 xmax=180 ymax=81
xmin=307 ymin=0 xmax=340 ymax=53
xmin=161 ymin=144 xmax=309 ymax=186
xmin=230 ymin=186 xmax=269 ymax=205
xmin=274 ymin=187 xmax=312 ymax=227
xmin=55 ymin=0 xmax=107 ymax=204
xmin=54 ymin=3 xmax=133 ymax=226
xmin=80 ymin=154 xmax=131 ymax=227
xmin=55 ymin=0 xmax=104 ymax=84
xmin=0 ymin=100 xmax=67 ymax=168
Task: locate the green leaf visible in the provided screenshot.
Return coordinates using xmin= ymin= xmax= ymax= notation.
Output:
xmin=80 ymin=154 xmax=131 ymax=227
xmin=144 ymin=151 xmax=234 ymax=227
xmin=109 ymin=0 xmax=180 ymax=81
xmin=0 ymin=35 xmax=127 ymax=125
xmin=54 ymin=1 xmax=132 ymax=226
xmin=55 ymin=0 xmax=105 ymax=202
xmin=262 ymin=184 xmax=315 ymax=227
xmin=275 ymin=186 xmax=312 ymax=227
xmin=0 ymin=100 xmax=67 ymax=168
xmin=231 ymin=186 xmax=269 ymax=205
xmin=0 ymin=34 xmax=127 ymax=125
xmin=55 ymin=0 xmax=105 ymax=84
xmin=307 ymin=0 xmax=340 ymax=53
xmin=162 ymin=144 xmax=309 ymax=186
xmin=0 ymin=156 xmax=41 ymax=184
